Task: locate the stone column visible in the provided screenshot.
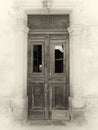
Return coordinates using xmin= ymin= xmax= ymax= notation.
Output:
xmin=68 ymin=25 xmax=83 ymax=109
xmin=13 ymin=10 xmax=29 ymax=120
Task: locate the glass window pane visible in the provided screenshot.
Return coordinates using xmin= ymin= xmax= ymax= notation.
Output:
xmin=55 ymin=45 xmax=64 ymax=73
xmin=33 ymin=45 xmax=42 ymax=72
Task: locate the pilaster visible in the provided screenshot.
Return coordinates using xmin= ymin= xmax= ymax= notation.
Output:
xmin=68 ymin=25 xmax=83 ymax=108
xmin=13 ymin=10 xmax=29 ymax=120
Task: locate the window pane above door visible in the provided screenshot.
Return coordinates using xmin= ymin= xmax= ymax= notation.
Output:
xmin=55 ymin=45 xmax=64 ymax=73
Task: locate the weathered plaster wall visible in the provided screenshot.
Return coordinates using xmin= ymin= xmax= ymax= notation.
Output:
xmin=0 ymin=0 xmax=98 ymax=121
xmin=80 ymin=0 xmax=98 ymax=97
xmin=0 ymin=0 xmax=16 ymax=116
xmin=0 ymin=0 xmax=14 ymax=97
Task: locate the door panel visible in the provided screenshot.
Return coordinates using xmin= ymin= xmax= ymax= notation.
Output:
xmin=32 ymin=84 xmax=44 ymax=109
xmin=28 ymin=34 xmax=69 ymax=120
xmin=28 ymin=35 xmax=47 ymax=119
xmin=52 ymin=84 xmax=66 ymax=110
xmin=49 ymin=35 xmax=69 ymax=119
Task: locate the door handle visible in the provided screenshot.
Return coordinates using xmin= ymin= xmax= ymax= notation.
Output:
xmin=49 ymin=72 xmax=52 ymax=77
xmin=49 ymin=72 xmax=52 ymax=81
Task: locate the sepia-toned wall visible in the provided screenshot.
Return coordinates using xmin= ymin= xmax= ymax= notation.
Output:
xmin=0 ymin=0 xmax=98 ymax=121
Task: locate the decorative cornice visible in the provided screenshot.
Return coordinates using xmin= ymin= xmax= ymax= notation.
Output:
xmin=67 ymin=25 xmax=83 ymax=36
xmin=83 ymin=96 xmax=98 ymax=108
xmin=15 ymin=25 xmax=29 ymax=34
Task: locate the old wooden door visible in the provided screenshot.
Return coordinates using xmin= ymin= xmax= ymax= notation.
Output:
xmin=27 ymin=15 xmax=70 ymax=120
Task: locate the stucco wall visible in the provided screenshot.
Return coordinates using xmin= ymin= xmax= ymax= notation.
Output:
xmin=0 ymin=0 xmax=98 ymax=120
xmin=0 ymin=0 xmax=16 ymax=116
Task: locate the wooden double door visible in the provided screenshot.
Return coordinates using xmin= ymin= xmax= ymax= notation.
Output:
xmin=28 ymin=33 xmax=69 ymax=120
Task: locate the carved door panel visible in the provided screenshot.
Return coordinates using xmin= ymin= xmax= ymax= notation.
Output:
xmin=28 ymin=34 xmax=49 ymax=119
xmin=49 ymin=34 xmax=69 ymax=119
xmin=28 ymin=34 xmax=69 ymax=120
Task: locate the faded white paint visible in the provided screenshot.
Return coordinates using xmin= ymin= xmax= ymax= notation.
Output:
xmin=0 ymin=0 xmax=98 ymax=125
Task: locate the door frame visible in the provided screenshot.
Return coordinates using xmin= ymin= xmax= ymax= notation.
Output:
xmin=27 ymin=32 xmax=69 ymax=119
xmin=26 ymin=11 xmax=72 ymax=120
xmin=14 ymin=5 xmax=83 ymax=120
xmin=25 ymin=10 xmax=72 ymax=120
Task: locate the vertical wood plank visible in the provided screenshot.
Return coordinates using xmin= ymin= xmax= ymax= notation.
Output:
xmin=44 ymin=34 xmax=50 ymax=119
xmin=31 ymin=85 xmax=34 ymax=109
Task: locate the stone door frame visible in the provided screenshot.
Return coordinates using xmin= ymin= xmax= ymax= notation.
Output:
xmin=14 ymin=4 xmax=83 ymax=120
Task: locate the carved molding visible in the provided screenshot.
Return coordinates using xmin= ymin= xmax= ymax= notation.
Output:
xmin=83 ymin=96 xmax=98 ymax=108
xmin=15 ymin=25 xmax=29 ymax=34
xmin=29 ymin=77 xmax=45 ymax=83
xmin=0 ymin=107 xmax=12 ymax=115
xmin=51 ymin=77 xmax=65 ymax=83
xmin=68 ymin=25 xmax=98 ymax=37
xmin=0 ymin=98 xmax=13 ymax=115
xmin=28 ymin=15 xmax=69 ymax=31
xmin=68 ymin=25 xmax=83 ymax=36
